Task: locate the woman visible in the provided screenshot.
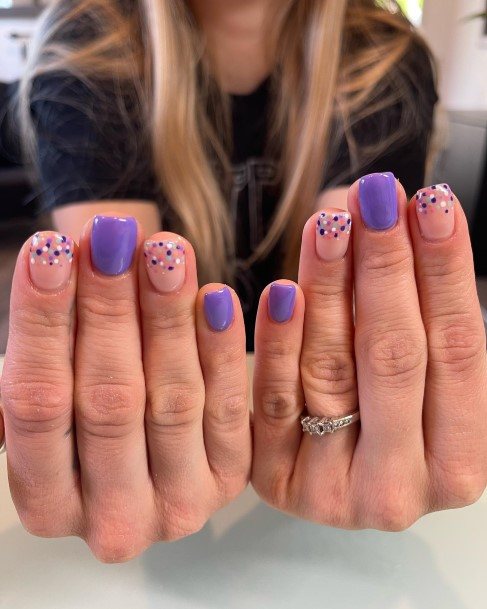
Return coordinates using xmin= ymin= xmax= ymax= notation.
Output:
xmin=0 ymin=0 xmax=485 ymax=562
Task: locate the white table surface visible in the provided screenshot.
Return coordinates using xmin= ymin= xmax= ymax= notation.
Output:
xmin=1 ymin=355 xmax=486 ymax=609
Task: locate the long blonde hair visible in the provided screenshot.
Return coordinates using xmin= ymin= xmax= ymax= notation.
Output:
xmin=18 ymin=0 xmax=434 ymax=283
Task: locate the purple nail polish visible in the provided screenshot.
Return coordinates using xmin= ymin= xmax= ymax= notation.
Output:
xmin=358 ymin=172 xmax=398 ymax=231
xmin=268 ymin=284 xmax=296 ymax=323
xmin=204 ymin=287 xmax=234 ymax=332
xmin=91 ymin=216 xmax=137 ymax=276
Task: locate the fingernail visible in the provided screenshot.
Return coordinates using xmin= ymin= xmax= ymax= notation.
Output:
xmin=144 ymin=235 xmax=186 ymax=293
xmin=316 ymin=209 xmax=352 ymax=261
xmin=416 ymin=183 xmax=455 ymax=241
xmin=29 ymin=231 xmax=74 ymax=291
xmin=204 ymin=286 xmax=234 ymax=332
xmin=358 ymin=172 xmax=398 ymax=231
xmin=268 ymin=283 xmax=296 ymax=323
xmin=91 ymin=215 xmax=137 ymax=276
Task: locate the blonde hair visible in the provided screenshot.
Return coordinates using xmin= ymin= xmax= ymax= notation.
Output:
xmin=18 ymin=0 xmax=434 ymax=283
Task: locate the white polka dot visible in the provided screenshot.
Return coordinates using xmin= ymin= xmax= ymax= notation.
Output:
xmin=159 ymin=261 xmax=164 ymax=266
xmin=54 ymin=259 xmax=59 ymax=264
xmin=176 ymin=258 xmax=181 ymax=264
xmin=42 ymin=246 xmax=48 ymax=252
xmin=69 ymin=258 xmax=73 ymax=263
xmin=42 ymin=260 xmax=47 ymax=265
xmin=30 ymin=258 xmax=35 ymax=264
xmin=57 ymin=245 xmax=62 ymax=251
xmin=440 ymin=201 xmax=446 ymax=207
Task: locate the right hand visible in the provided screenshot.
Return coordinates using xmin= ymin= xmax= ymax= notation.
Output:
xmin=0 ymin=214 xmax=251 ymax=562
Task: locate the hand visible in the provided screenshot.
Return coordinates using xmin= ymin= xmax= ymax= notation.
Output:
xmin=0 ymin=215 xmax=250 ymax=561
xmin=252 ymin=175 xmax=487 ymax=530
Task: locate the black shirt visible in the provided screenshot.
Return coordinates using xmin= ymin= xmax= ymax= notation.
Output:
xmin=27 ymin=42 xmax=438 ymax=351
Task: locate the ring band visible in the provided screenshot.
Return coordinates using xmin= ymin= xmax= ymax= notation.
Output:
xmin=301 ymin=409 xmax=360 ymax=436
xmin=0 ymin=439 xmax=5 ymax=455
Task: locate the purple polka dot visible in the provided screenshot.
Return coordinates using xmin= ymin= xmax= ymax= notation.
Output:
xmin=151 ymin=259 xmax=157 ymax=265
xmin=347 ymin=219 xmax=351 ymax=224
xmin=445 ymin=210 xmax=449 ymax=213
xmin=168 ymin=266 xmax=174 ymax=271
xmin=54 ymin=250 xmax=60 ymax=256
xmin=36 ymin=249 xmax=42 ymax=256
xmin=317 ymin=220 xmax=321 ymax=226
xmin=340 ymin=226 xmax=346 ymax=231
xmin=320 ymin=229 xmax=325 ymax=235
xmin=62 ymin=236 xmax=66 ymax=243
xmin=431 ymin=197 xmax=436 ymax=203
xmin=159 ymin=242 xmax=163 ymax=246
xmin=422 ymin=203 xmax=427 ymax=208
xmin=167 ymin=250 xmax=172 ymax=256
xmin=334 ymin=216 xmax=339 ymax=221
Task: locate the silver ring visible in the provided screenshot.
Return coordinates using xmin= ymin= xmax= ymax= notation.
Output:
xmin=301 ymin=409 xmax=360 ymax=436
xmin=0 ymin=438 xmax=5 ymax=455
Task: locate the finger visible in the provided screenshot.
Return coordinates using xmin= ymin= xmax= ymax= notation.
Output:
xmin=348 ymin=174 xmax=428 ymax=466
xmin=74 ymin=216 xmax=153 ymax=549
xmin=196 ymin=283 xmax=251 ymax=499
xmin=409 ymin=184 xmax=487 ymax=504
xmin=139 ymin=233 xmax=210 ymax=515
xmin=253 ymin=280 xmax=305 ymax=502
xmin=0 ymin=231 xmax=82 ymax=536
xmin=0 ymin=407 xmax=4 ymax=450
xmin=297 ymin=209 xmax=357 ymax=477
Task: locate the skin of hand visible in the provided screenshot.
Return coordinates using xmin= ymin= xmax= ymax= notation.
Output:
xmin=0 ymin=214 xmax=251 ymax=562
xmin=252 ymin=175 xmax=487 ymax=530
xmin=0 ymin=176 xmax=485 ymax=559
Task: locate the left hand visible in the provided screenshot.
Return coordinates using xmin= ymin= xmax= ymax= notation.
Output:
xmin=252 ymin=173 xmax=487 ymax=530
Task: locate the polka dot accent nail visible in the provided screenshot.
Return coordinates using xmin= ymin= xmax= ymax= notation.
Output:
xmin=29 ymin=231 xmax=74 ymax=291
xmin=144 ymin=234 xmax=186 ymax=293
xmin=416 ymin=184 xmax=455 ymax=241
xmin=316 ymin=209 xmax=352 ymax=261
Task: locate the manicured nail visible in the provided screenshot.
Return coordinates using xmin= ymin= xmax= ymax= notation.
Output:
xmin=144 ymin=235 xmax=186 ymax=293
xmin=358 ymin=172 xmax=398 ymax=230
xmin=416 ymin=184 xmax=455 ymax=241
xmin=91 ymin=215 xmax=137 ymax=276
xmin=268 ymin=283 xmax=296 ymax=323
xmin=29 ymin=231 xmax=74 ymax=291
xmin=204 ymin=286 xmax=234 ymax=332
xmin=316 ymin=209 xmax=352 ymax=261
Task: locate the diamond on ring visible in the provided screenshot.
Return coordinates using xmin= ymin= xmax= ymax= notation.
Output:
xmin=301 ymin=410 xmax=360 ymax=436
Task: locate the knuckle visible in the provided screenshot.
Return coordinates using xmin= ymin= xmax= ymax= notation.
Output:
xmin=361 ymin=244 xmax=412 ymax=276
xmin=1 ymin=377 xmax=71 ymax=433
xmin=370 ymin=489 xmax=419 ymax=532
xmin=301 ymin=351 xmax=356 ymax=396
xmin=11 ymin=306 xmax=72 ymax=336
xmin=146 ymin=385 xmax=201 ymax=432
xmin=259 ymin=336 xmax=294 ymax=360
xmin=89 ymin=534 xmax=142 ymax=564
xmin=77 ymin=293 xmax=136 ymax=327
xmin=76 ymin=382 xmax=145 ymax=437
xmin=17 ymin=505 xmax=65 ymax=538
xmin=207 ymin=390 xmax=248 ymax=428
xmin=203 ymin=343 xmax=246 ymax=376
xmin=443 ymin=473 xmax=487 ymax=508
xmin=356 ymin=328 xmax=426 ymax=385
xmin=428 ymin=318 xmax=486 ymax=372
xmin=144 ymin=305 xmax=194 ymax=334
xmin=258 ymin=386 xmax=300 ymax=426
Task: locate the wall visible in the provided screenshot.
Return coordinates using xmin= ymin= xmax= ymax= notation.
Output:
xmin=422 ymin=0 xmax=487 ymax=110
xmin=0 ymin=18 xmax=37 ymax=83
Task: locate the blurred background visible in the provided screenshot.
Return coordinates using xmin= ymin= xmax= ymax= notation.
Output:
xmin=0 ymin=0 xmax=486 ymax=353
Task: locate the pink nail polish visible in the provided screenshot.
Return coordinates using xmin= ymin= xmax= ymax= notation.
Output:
xmin=144 ymin=235 xmax=186 ymax=293
xmin=416 ymin=184 xmax=455 ymax=241
xmin=316 ymin=209 xmax=352 ymax=261
xmin=29 ymin=231 xmax=74 ymax=291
